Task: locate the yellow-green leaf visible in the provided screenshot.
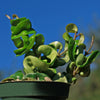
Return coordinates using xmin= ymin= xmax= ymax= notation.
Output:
xmin=66 ymin=23 xmax=78 ymax=33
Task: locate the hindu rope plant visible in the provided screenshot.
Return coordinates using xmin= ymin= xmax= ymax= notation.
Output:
xmin=1 ymin=14 xmax=100 ymax=84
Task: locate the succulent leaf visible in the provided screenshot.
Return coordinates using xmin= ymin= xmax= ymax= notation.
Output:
xmin=23 ymin=56 xmax=49 ymax=73
xmin=68 ymin=38 xmax=76 ymax=61
xmin=53 ymin=72 xmax=68 ymax=83
xmin=13 ymin=38 xmax=23 ymax=48
xmin=79 ymin=50 xmax=100 ymax=68
xmin=76 ymin=53 xmax=86 ymax=66
xmin=52 ymin=58 xmax=66 ymax=68
xmin=63 ymin=32 xmax=72 ymax=41
xmin=14 ymin=34 xmax=35 ymax=56
xmin=78 ymin=33 xmax=85 ymax=45
xmin=66 ymin=62 xmax=76 ymax=74
xmin=45 ymin=68 xmax=57 ymax=78
xmin=11 ymin=29 xmax=36 ymax=40
xmin=76 ymin=43 xmax=86 ymax=55
xmin=11 ymin=19 xmax=32 ymax=35
xmin=9 ymin=71 xmax=24 ymax=80
xmin=37 ymin=45 xmax=58 ymax=66
xmin=2 ymin=71 xmax=24 ymax=81
xmin=10 ymin=17 xmax=26 ymax=26
xmin=66 ymin=23 xmax=78 ymax=33
xmin=49 ymin=41 xmax=63 ymax=50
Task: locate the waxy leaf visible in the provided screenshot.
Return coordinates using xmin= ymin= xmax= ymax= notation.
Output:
xmin=11 ymin=26 xmax=16 ymax=33
xmin=62 ymin=41 xmax=70 ymax=63
xmin=49 ymin=41 xmax=63 ymax=50
xmin=53 ymin=72 xmax=68 ymax=83
xmin=35 ymin=34 xmax=44 ymax=45
xmin=23 ymin=56 xmax=49 ymax=72
xmin=63 ymin=32 xmax=72 ymax=41
xmin=2 ymin=71 xmax=24 ymax=82
xmin=13 ymin=38 xmax=23 ymax=48
xmin=14 ymin=34 xmax=35 ymax=56
xmin=14 ymin=47 xmax=26 ymax=55
xmin=64 ymin=41 xmax=68 ymax=50
xmin=76 ymin=43 xmax=86 ymax=55
xmin=76 ymin=53 xmax=86 ymax=65
xmin=10 ymin=17 xmax=26 ymax=26
xmin=9 ymin=71 xmax=24 ymax=80
xmin=25 ymin=51 xmax=35 ymax=57
xmin=66 ymin=62 xmax=76 ymax=74
xmin=66 ymin=23 xmax=78 ymax=33
xmin=37 ymin=45 xmax=58 ymax=66
xmin=68 ymin=38 xmax=76 ymax=61
xmin=62 ymin=54 xmax=70 ymax=63
xmin=52 ymin=58 xmax=66 ymax=68
xmin=33 ymin=34 xmax=45 ymax=55
xmin=78 ymin=50 xmax=100 ymax=68
xmin=11 ymin=29 xmax=36 ymax=40
xmin=12 ymin=19 xmax=32 ymax=35
xmin=45 ymin=68 xmax=57 ymax=78
xmin=78 ymin=33 xmax=85 ymax=45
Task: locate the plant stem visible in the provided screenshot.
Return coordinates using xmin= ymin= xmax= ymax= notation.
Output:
xmin=87 ymin=35 xmax=95 ymax=52
xmin=84 ymin=35 xmax=95 ymax=56
xmin=5 ymin=14 xmax=11 ymax=20
xmin=5 ymin=14 xmax=19 ymax=20
xmin=73 ymin=67 xmax=79 ymax=76
xmin=76 ymin=33 xmax=81 ymax=38
xmin=57 ymin=49 xmax=61 ymax=54
xmin=58 ymin=48 xmax=68 ymax=56
xmin=74 ymin=32 xmax=78 ymax=40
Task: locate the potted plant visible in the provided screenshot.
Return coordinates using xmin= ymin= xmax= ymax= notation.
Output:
xmin=0 ymin=14 xmax=99 ymax=100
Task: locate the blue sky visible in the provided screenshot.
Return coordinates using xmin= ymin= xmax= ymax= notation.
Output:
xmin=0 ymin=0 xmax=100 ymax=78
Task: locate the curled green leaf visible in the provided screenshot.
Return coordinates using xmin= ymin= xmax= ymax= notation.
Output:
xmin=66 ymin=23 xmax=78 ymax=33
xmin=33 ymin=34 xmax=45 ymax=55
xmin=9 ymin=71 xmax=24 ymax=80
xmin=63 ymin=32 xmax=72 ymax=41
xmin=23 ymin=56 xmax=49 ymax=72
xmin=68 ymin=38 xmax=76 ymax=61
xmin=76 ymin=53 xmax=86 ymax=66
xmin=2 ymin=71 xmax=24 ymax=82
xmin=13 ymin=38 xmax=23 ymax=48
xmin=37 ymin=45 xmax=58 ymax=66
xmin=35 ymin=34 xmax=44 ymax=45
xmin=78 ymin=33 xmax=85 ymax=45
xmin=11 ymin=29 xmax=36 ymax=40
xmin=79 ymin=50 xmax=100 ymax=68
xmin=45 ymin=68 xmax=57 ymax=78
xmin=49 ymin=41 xmax=63 ymax=50
xmin=62 ymin=54 xmax=70 ymax=63
xmin=76 ymin=43 xmax=86 ymax=55
xmin=52 ymin=58 xmax=66 ymax=68
xmin=11 ymin=19 xmax=32 ymax=35
xmin=10 ymin=17 xmax=26 ymax=26
xmin=14 ymin=47 xmax=26 ymax=56
xmin=61 ymin=41 xmax=70 ymax=63
xmin=14 ymin=34 xmax=35 ymax=56
xmin=53 ymin=72 xmax=68 ymax=83
xmin=66 ymin=62 xmax=76 ymax=74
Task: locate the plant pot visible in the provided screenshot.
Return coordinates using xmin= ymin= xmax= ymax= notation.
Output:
xmin=0 ymin=81 xmax=70 ymax=100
